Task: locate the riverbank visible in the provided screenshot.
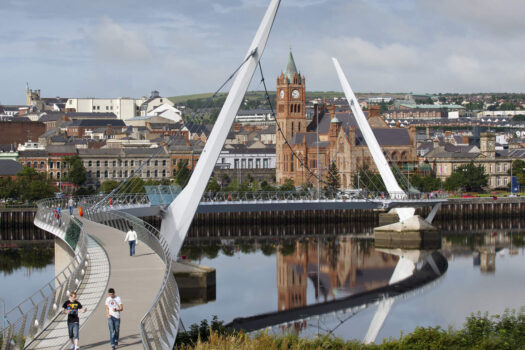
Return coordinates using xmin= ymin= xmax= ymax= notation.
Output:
xmin=175 ymin=310 xmax=525 ymax=349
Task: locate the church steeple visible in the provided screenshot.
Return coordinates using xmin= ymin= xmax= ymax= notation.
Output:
xmin=284 ymin=51 xmax=301 ymax=84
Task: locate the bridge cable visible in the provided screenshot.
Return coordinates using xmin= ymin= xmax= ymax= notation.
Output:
xmin=93 ymin=51 xmax=259 ymax=208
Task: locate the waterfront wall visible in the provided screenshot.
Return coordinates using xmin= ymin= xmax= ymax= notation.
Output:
xmin=0 ymin=207 xmax=50 ymax=240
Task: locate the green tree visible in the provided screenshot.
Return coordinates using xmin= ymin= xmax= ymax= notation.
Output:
xmin=509 ymin=159 xmax=525 ymax=189
xmin=15 ymin=167 xmax=57 ymax=201
xmin=444 ymin=162 xmax=488 ymax=192
xmin=99 ymin=180 xmax=120 ymax=194
xmin=325 ymin=161 xmax=341 ymax=192
xmin=410 ymin=174 xmax=442 ymax=192
xmin=206 ymin=177 xmax=221 ymax=192
xmin=260 ymin=180 xmax=276 ymax=192
xmin=279 ymin=178 xmax=295 ymax=192
xmin=63 ymin=156 xmax=87 ymax=186
xmin=173 ymin=159 xmax=192 ymax=188
xmin=353 ymin=164 xmax=386 ymax=192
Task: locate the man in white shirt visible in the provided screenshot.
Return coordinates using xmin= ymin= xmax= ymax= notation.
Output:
xmin=124 ymin=226 xmax=138 ymax=257
xmin=105 ymin=288 xmax=123 ymax=350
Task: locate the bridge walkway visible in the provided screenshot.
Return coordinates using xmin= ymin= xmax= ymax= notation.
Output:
xmin=77 ymin=218 xmax=165 ymax=349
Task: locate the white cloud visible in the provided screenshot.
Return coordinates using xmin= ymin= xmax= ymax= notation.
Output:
xmin=91 ymin=16 xmax=152 ymax=63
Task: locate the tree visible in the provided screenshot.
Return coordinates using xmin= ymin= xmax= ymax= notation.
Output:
xmin=173 ymin=159 xmax=192 ymax=188
xmin=206 ymin=177 xmax=221 ymax=192
xmin=99 ymin=180 xmax=120 ymax=194
xmin=444 ymin=162 xmax=488 ymax=192
xmin=325 ymin=161 xmax=341 ymax=192
xmin=15 ymin=167 xmax=57 ymax=201
xmin=260 ymin=180 xmax=276 ymax=192
xmin=353 ymin=164 xmax=386 ymax=192
xmin=508 ymin=159 xmax=525 ymax=188
xmin=63 ymin=156 xmax=87 ymax=186
xmin=410 ymin=174 xmax=442 ymax=192
xmin=279 ymin=178 xmax=295 ymax=192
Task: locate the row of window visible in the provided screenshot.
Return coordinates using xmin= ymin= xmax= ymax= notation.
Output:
xmin=89 ymin=169 xmax=168 ymax=179
xmin=25 ymin=161 xmax=66 ymax=169
xmin=232 ymin=158 xmax=270 ymax=169
xmin=93 ymin=105 xmax=113 ymax=111
xmin=85 ymin=160 xmax=167 ymax=168
xmin=449 ymin=163 xmax=509 ymax=173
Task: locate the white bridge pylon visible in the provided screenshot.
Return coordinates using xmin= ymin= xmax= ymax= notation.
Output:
xmin=332 ymin=58 xmax=415 ymax=222
xmin=160 ymin=0 xmax=282 ymax=258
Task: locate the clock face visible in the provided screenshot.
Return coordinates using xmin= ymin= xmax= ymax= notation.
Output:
xmin=292 ymin=89 xmax=300 ymax=99
xmin=280 ymin=90 xmax=284 ymax=99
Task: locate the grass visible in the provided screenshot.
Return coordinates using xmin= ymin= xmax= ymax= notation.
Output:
xmin=175 ymin=309 xmax=525 ymax=350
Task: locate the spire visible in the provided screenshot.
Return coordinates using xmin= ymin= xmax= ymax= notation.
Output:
xmin=284 ymin=50 xmax=301 ymax=84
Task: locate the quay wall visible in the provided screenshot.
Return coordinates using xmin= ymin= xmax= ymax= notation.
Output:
xmin=0 ymin=207 xmax=50 ymax=240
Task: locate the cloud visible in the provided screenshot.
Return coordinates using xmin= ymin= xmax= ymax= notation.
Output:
xmin=91 ymin=16 xmax=152 ymax=63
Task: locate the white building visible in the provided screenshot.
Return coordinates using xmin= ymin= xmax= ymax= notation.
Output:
xmin=66 ymin=91 xmax=174 ymax=121
xmin=216 ymin=142 xmax=275 ymax=170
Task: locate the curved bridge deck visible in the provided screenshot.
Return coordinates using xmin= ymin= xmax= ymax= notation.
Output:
xmin=78 ymin=218 xmax=165 ymax=349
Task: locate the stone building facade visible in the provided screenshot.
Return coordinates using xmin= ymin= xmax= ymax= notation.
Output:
xmin=275 ymin=52 xmax=417 ymax=188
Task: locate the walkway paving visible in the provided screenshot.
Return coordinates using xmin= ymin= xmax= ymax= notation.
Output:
xmin=27 ymin=235 xmax=110 ymax=350
xmin=78 ymin=218 xmax=165 ymax=350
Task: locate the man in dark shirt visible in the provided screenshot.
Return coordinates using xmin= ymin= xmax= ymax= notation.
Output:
xmin=62 ymin=291 xmax=87 ymax=350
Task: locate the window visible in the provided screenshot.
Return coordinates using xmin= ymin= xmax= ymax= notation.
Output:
xmin=504 ymin=177 xmax=508 ymax=185
xmin=162 ymin=169 xmax=166 ymax=177
xmin=147 ymin=160 xmax=150 ymax=166
xmin=154 ymin=160 xmax=158 ymax=166
xmin=139 ymin=160 xmax=142 ymax=166
xmin=33 ymin=161 xmax=38 ymax=168
xmin=263 ymin=159 xmax=268 ymax=168
xmin=131 ymin=160 xmax=134 ymax=167
xmin=172 ymin=159 xmax=177 ymax=166
xmin=290 ymin=154 xmax=294 ymax=172
xmin=504 ymin=164 xmax=508 ymax=172
xmin=124 ymin=170 xmax=128 ymax=177
xmin=56 ymin=172 xmax=61 ymax=179
xmin=241 ymin=159 xmax=246 ymax=169
xmin=222 ymin=158 xmax=225 ymax=163
xmin=146 ymin=170 xmax=150 ymax=178
xmin=104 ymin=170 xmax=108 ymax=178
xmin=96 ymin=171 xmax=100 ymax=178
xmin=104 ymin=160 xmax=108 ymax=167
xmin=256 ymin=159 xmax=261 ymax=168
xmin=112 ymin=160 xmax=116 ymax=167
xmin=124 ymin=160 xmax=128 ymax=166
xmin=112 ymin=170 xmax=116 ymax=178
xmin=49 ymin=172 xmax=53 ymax=179
xmin=96 ymin=160 xmax=100 ymax=167
xmin=497 ymin=164 xmax=501 ymax=172
xmin=234 ymin=159 xmax=239 ymax=169
xmin=162 ymin=160 xmax=166 ymax=166
xmin=119 ymin=170 xmax=122 ymax=177
xmin=248 ymin=159 xmax=253 ymax=168
xmin=490 ymin=164 xmax=493 ymax=173
xmin=56 ymin=162 xmax=61 ymax=169
xmin=154 ymin=170 xmax=158 ymax=177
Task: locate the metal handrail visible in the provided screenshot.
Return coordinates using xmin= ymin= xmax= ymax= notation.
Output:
xmin=85 ymin=205 xmax=179 ymax=349
xmin=0 ymin=198 xmax=88 ymax=350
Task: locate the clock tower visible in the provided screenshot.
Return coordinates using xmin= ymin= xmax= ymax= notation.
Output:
xmin=276 ymin=51 xmax=306 ymax=184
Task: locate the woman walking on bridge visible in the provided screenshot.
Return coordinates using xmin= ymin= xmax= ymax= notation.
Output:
xmin=124 ymin=226 xmax=137 ymax=257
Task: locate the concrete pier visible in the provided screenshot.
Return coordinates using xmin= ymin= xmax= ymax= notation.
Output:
xmin=173 ymin=260 xmax=216 ymax=305
xmin=374 ymin=215 xmax=441 ymax=249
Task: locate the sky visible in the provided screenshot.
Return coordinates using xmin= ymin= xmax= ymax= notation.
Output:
xmin=1 ymin=0 xmax=525 ymax=105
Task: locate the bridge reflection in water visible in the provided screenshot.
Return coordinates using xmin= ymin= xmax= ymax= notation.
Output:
xmin=179 ymin=227 xmax=525 ymax=342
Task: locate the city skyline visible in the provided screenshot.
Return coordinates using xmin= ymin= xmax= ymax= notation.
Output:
xmin=2 ymin=0 xmax=525 ymax=104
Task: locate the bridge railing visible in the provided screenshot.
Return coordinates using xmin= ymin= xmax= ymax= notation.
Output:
xmin=1 ymin=198 xmax=88 ymax=350
xmin=85 ymin=207 xmax=179 ymax=350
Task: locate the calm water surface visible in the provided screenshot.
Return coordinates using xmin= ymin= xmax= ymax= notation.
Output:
xmin=180 ymin=227 xmax=525 ymax=342
xmin=0 ymin=241 xmax=54 ymax=311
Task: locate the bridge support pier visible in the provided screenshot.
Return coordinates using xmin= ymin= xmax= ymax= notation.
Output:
xmin=374 ymin=215 xmax=441 ymax=249
xmin=54 ymin=237 xmax=75 ymax=287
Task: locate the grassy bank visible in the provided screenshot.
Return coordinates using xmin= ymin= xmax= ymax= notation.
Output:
xmin=176 ymin=309 xmax=525 ymax=349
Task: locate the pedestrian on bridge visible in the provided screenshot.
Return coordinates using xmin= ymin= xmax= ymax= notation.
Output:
xmin=124 ymin=226 xmax=138 ymax=256
xmin=68 ymin=197 xmax=75 ymax=215
xmin=62 ymin=291 xmax=87 ymax=350
xmin=106 ymin=288 xmax=123 ymax=350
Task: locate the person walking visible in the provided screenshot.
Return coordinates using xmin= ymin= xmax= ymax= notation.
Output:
xmin=106 ymin=288 xmax=123 ymax=349
xmin=62 ymin=291 xmax=87 ymax=350
xmin=124 ymin=226 xmax=137 ymax=257
xmin=55 ymin=204 xmax=62 ymax=227
xmin=68 ymin=197 xmax=75 ymax=215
